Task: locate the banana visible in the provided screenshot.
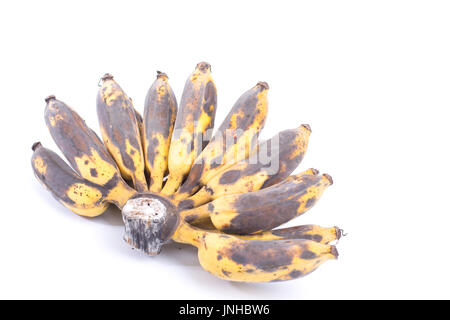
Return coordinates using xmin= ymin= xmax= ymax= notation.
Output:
xmin=236 ymin=225 xmax=342 ymax=245
xmin=173 ymin=82 xmax=269 ymax=201
xmin=31 ymin=142 xmax=136 ymax=216
xmin=143 ymin=71 xmax=178 ymax=192
xmin=45 ymin=95 xmax=129 ymax=188
xmin=173 ymin=221 xmax=338 ymax=282
xmin=211 ymin=173 xmax=332 ymax=234
xmin=97 ymin=74 xmax=148 ymax=192
xmin=161 ymin=62 xmax=217 ymax=195
xmin=181 ymin=168 xmax=319 ymax=223
xmin=180 ymin=124 xmax=311 ymax=208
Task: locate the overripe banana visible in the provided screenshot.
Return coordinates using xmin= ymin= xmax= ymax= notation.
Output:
xmin=32 ymin=62 xmax=341 ymax=283
xmin=161 ymin=62 xmax=217 ymax=195
xmin=143 ymin=71 xmax=178 ymax=192
xmin=173 ymin=221 xmax=338 ymax=282
xmin=45 ymin=96 xmax=124 ymax=188
xmin=181 ymin=170 xmax=332 ymax=234
xmin=179 ymin=124 xmax=311 ymax=208
xmin=31 ymin=142 xmax=136 ymax=216
xmin=181 ymin=167 xmax=318 ymax=224
xmin=173 ymin=82 xmax=269 ymax=201
xmin=97 ymin=73 xmax=148 ymax=192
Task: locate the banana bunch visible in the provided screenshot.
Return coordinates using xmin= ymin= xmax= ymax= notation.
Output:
xmin=32 ymin=63 xmax=342 ymax=283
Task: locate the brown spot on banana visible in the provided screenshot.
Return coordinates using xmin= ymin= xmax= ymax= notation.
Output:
xmin=97 ymin=74 xmax=148 ymax=192
xmin=143 ymin=71 xmax=178 ymax=193
xmin=162 ymin=62 xmax=217 ymax=196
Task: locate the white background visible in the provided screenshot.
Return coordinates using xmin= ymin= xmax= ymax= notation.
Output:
xmin=1 ymin=0 xmax=449 ymax=299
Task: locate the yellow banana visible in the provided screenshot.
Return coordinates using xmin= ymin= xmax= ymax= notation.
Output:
xmin=173 ymin=82 xmax=269 ymax=201
xmin=173 ymin=221 xmax=338 ymax=282
xmin=180 ymin=124 xmax=311 ymax=208
xmin=143 ymin=71 xmax=178 ymax=192
xmin=31 ymin=142 xmax=136 ymax=217
xmin=161 ymin=62 xmax=217 ymax=195
xmin=97 ymin=74 xmax=148 ymax=192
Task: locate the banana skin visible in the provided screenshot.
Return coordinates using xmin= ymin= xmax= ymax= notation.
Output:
xmin=143 ymin=71 xmax=178 ymax=193
xmin=162 ymin=62 xmax=217 ymax=196
xmin=97 ymin=74 xmax=148 ymax=192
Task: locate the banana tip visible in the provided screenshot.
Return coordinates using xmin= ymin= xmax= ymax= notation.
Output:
xmin=32 ymin=141 xmax=42 ymax=151
xmin=338 ymin=228 xmax=348 ymax=238
xmin=323 ymin=173 xmax=333 ymax=185
xmin=257 ymin=81 xmax=269 ymax=90
xmin=156 ymin=71 xmax=168 ymax=79
xmin=335 ymin=227 xmax=344 ymax=240
xmin=330 ymin=245 xmax=339 ymax=259
xmin=310 ymin=168 xmax=320 ymax=175
xmin=101 ymin=73 xmax=114 ymax=81
xmin=196 ymin=62 xmax=211 ymax=72
xmin=301 ymin=124 xmax=312 ymax=132
xmin=45 ymin=95 xmax=56 ymax=104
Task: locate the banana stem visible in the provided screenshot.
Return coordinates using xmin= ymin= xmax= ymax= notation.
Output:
xmin=161 ymin=175 xmax=183 ymax=196
xmin=179 ymin=204 xmax=211 ymax=223
xmin=149 ymin=177 xmax=163 ymax=193
xmin=172 ymin=220 xmax=206 ymax=248
xmin=105 ymin=184 xmax=137 ymax=210
xmin=171 ymin=184 xmax=200 ymax=202
xmin=184 ymin=187 xmax=212 ymax=208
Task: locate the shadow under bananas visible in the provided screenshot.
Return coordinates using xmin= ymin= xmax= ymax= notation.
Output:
xmin=80 ymin=201 xmax=199 ymax=266
xmin=86 ymin=205 xmax=123 ymax=226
